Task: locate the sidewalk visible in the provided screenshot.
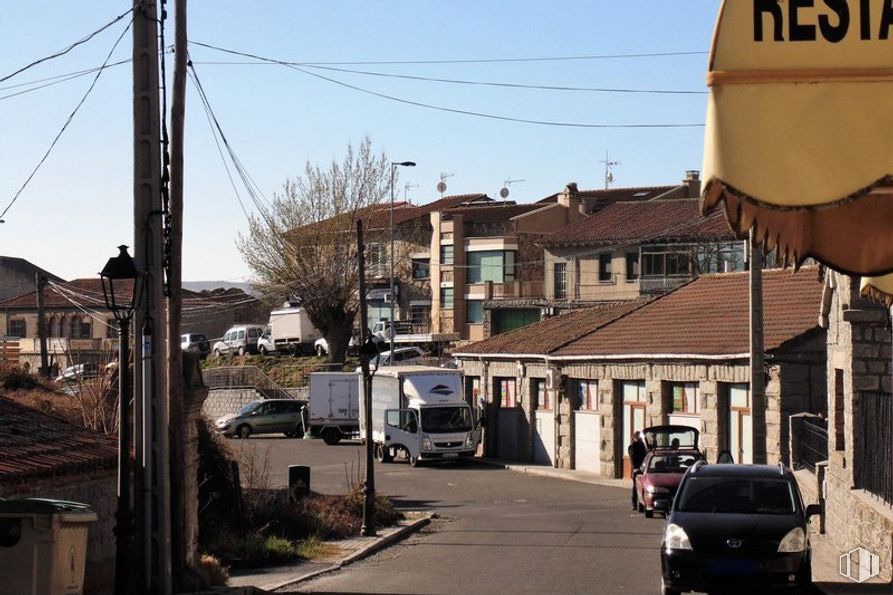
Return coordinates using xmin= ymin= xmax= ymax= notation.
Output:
xmin=477 ymin=457 xmax=630 ymax=489
xmin=227 ymin=514 xmax=432 ymax=593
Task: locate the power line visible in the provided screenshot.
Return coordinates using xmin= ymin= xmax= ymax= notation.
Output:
xmin=190 ymin=42 xmax=706 ymax=66
xmin=189 ymin=43 xmax=705 ymax=129
xmin=0 ymin=59 xmax=130 ymax=102
xmin=193 ymin=60 xmax=707 ymax=96
xmin=0 ymin=18 xmax=133 ymax=221
xmin=0 ymin=8 xmax=133 ymax=84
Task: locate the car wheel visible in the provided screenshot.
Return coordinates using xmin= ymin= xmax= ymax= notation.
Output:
xmin=409 ymin=455 xmax=422 ymax=467
xmin=645 ymin=509 xmax=654 ymax=519
xmin=375 ymin=443 xmax=393 ymax=463
xmin=259 ymin=345 xmax=267 ymax=356
xmin=321 ymin=428 xmax=341 ymax=445
xmin=284 ymin=431 xmax=296 ymax=438
xmin=237 ymin=346 xmax=246 ymax=357
xmin=316 ymin=345 xmax=325 ymax=357
xmin=637 ymin=502 xmax=645 ymax=513
xmin=660 ymin=577 xmax=680 ymax=595
xmin=288 ymin=343 xmax=299 ymax=356
xmin=237 ymin=425 xmax=251 ymax=439
xmin=214 ymin=349 xmax=222 ymax=359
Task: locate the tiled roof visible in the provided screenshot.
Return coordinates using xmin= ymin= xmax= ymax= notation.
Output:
xmin=0 ymin=278 xmax=205 ymax=310
xmin=554 ymin=267 xmax=823 ymax=357
xmin=543 ymin=199 xmax=735 ymax=247
xmin=454 ymin=300 xmax=651 ymax=356
xmin=0 ymin=397 xmax=118 ymax=482
xmin=537 ymin=185 xmax=678 ymax=208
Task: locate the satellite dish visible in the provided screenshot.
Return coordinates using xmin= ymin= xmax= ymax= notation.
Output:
xmin=437 ymin=181 xmax=447 ymax=193
xmin=499 ymin=187 xmax=510 ymax=199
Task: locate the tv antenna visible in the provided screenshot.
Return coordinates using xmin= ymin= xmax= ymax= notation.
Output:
xmin=500 ymin=178 xmax=525 ymax=202
xmin=437 ymin=172 xmax=454 ymax=198
xmin=403 ymin=183 xmax=419 ymax=203
xmin=600 ymin=152 xmax=621 ymax=189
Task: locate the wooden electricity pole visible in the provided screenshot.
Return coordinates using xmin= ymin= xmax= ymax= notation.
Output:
xmin=168 ymin=0 xmax=189 ymax=584
xmin=132 ymin=0 xmax=171 ymax=592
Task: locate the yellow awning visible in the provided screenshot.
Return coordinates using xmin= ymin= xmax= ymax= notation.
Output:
xmin=703 ymin=0 xmax=893 ymax=275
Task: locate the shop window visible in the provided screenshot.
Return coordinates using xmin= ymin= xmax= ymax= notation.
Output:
xmin=495 ymin=377 xmax=517 ymax=408
xmin=669 ymin=382 xmax=699 ymax=414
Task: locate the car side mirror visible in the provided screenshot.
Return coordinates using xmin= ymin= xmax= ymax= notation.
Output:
xmin=805 ymin=504 xmax=822 ymax=518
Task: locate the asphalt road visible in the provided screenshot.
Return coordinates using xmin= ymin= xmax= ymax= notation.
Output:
xmin=231 ymin=436 xmax=665 ymax=594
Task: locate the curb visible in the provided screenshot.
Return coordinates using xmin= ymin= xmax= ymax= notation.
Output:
xmin=263 ymin=513 xmax=434 ymax=592
xmin=474 ymin=458 xmax=630 ymax=490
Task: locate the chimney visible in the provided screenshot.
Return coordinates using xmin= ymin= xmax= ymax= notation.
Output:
xmin=683 ymin=170 xmax=701 ymax=198
xmin=558 ymin=182 xmax=584 ymax=217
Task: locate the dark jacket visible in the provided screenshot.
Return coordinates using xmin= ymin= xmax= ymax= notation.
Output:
xmin=628 ymin=439 xmax=647 ymax=470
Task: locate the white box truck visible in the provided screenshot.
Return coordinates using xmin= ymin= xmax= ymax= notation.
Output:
xmin=307 ymin=372 xmax=360 ymax=445
xmin=268 ymin=308 xmax=322 ymax=355
xmin=359 ymin=366 xmax=480 ymax=466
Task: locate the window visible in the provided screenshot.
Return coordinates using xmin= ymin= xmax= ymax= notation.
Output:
xmin=7 ymin=319 xmax=26 ymax=338
xmin=440 ymin=244 xmax=454 ymax=266
xmin=626 ymin=252 xmax=639 ymax=281
xmin=641 ymin=245 xmax=695 ymax=277
xmin=237 ymin=330 xmax=246 ymax=340
xmin=834 ymin=369 xmax=845 ymax=451
xmin=49 ymin=316 xmax=59 ymax=338
xmin=467 ymin=251 xmax=516 ymax=284
xmin=466 ymin=300 xmax=484 ymax=324
xmin=410 ymin=304 xmax=430 ymax=327
xmin=411 ymin=258 xmax=430 ymax=279
xmin=577 ymin=379 xmax=598 ymax=411
xmin=440 ymin=287 xmax=454 ymax=309
xmin=78 ymin=319 xmax=92 ymax=339
xmin=553 ymin=262 xmax=567 ymax=299
xmin=533 ymin=379 xmax=550 ymax=410
xmin=70 ymin=317 xmax=81 ymax=339
xmin=368 ymin=243 xmax=387 ymax=277
xmin=670 ymin=382 xmax=699 ymax=414
xmin=598 ymin=253 xmax=612 ymax=283
xmin=495 ymin=377 xmax=517 ymax=408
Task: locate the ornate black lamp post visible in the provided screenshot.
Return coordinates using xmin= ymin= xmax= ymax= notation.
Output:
xmin=100 ymin=245 xmax=141 ymax=595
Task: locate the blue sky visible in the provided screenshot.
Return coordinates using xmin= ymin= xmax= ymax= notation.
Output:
xmin=0 ymin=1 xmax=722 ymax=282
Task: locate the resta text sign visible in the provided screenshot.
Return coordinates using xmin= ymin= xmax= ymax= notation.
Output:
xmin=755 ymin=0 xmax=893 ymax=42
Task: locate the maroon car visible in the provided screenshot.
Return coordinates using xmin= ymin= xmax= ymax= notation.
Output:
xmin=635 ymin=425 xmax=703 ymax=518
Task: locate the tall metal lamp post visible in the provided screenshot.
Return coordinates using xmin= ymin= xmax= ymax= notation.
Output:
xmin=389 ymin=161 xmax=416 ymax=355
xmin=100 ymin=245 xmax=141 ymax=595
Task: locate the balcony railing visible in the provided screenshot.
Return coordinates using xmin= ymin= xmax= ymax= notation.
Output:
xmin=482 ymin=280 xmax=544 ymax=300
xmin=638 ymin=275 xmax=695 ymax=295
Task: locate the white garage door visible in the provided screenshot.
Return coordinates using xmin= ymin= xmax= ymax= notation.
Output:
xmin=574 ymin=412 xmax=601 ymax=474
xmin=533 ymin=411 xmax=555 ymax=466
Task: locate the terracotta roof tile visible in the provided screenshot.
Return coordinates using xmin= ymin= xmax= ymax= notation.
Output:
xmin=554 ymin=267 xmax=823 ymax=357
xmin=455 ymin=300 xmax=651 ymax=356
xmin=0 ymin=278 xmax=208 ymax=310
xmin=0 ymin=398 xmax=118 ymax=482
xmin=445 ymin=203 xmax=543 ymax=223
xmin=543 ymin=199 xmax=735 ymax=247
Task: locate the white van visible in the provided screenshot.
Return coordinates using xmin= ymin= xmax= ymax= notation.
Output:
xmin=212 ymin=324 xmax=265 ymax=357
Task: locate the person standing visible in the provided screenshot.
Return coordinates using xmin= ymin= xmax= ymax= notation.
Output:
xmin=629 ymin=430 xmax=648 ymax=509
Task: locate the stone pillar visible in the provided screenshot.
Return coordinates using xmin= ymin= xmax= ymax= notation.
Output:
xmin=699 ymin=380 xmax=720 ymax=463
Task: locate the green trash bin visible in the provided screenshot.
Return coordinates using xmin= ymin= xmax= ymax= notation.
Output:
xmin=0 ymin=498 xmax=97 ymax=595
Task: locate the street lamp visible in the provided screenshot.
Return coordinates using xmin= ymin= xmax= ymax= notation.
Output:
xmin=389 ymin=161 xmax=416 ymax=357
xmin=99 ymin=245 xmax=141 ymax=595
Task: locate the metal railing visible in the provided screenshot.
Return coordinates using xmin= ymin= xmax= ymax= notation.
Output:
xmin=793 ymin=417 xmax=828 ymax=473
xmin=202 ymin=366 xmax=296 ymax=401
xmin=854 ymin=392 xmax=893 ymax=506
xmin=639 ymin=275 xmax=695 ymax=295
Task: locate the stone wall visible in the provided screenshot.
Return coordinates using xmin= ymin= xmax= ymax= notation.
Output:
xmin=822 ymin=272 xmax=893 ymax=582
xmin=1 ymin=470 xmax=117 ymax=595
xmin=202 ymin=388 xmax=265 ymax=422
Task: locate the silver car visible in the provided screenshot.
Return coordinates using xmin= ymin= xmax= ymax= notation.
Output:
xmin=215 ymin=399 xmax=304 ymax=438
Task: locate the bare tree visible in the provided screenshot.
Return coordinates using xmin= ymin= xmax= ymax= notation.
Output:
xmin=238 ymin=138 xmax=393 ymax=364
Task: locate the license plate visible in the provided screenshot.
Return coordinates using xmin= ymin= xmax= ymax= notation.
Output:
xmin=443 ymin=453 xmax=458 ymax=458
xmin=708 ymin=559 xmax=759 ymax=575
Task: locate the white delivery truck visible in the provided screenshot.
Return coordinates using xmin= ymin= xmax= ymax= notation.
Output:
xmin=307 ymin=372 xmax=360 ymax=445
xmin=359 ymin=366 xmax=480 ymax=467
xmin=268 ymin=308 xmax=322 ymax=355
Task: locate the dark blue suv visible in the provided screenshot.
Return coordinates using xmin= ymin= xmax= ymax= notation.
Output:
xmin=660 ymin=463 xmax=821 ymax=594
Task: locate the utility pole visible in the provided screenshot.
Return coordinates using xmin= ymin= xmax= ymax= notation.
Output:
xmin=35 ymin=274 xmax=49 ymax=378
xmin=357 ymin=220 xmax=376 ymax=537
xmin=132 ymin=0 xmax=171 ymax=592
xmin=600 ymin=152 xmax=620 ymax=190
xmin=749 ymin=229 xmax=767 ymax=465
xmin=167 ymin=0 xmax=188 ymax=585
